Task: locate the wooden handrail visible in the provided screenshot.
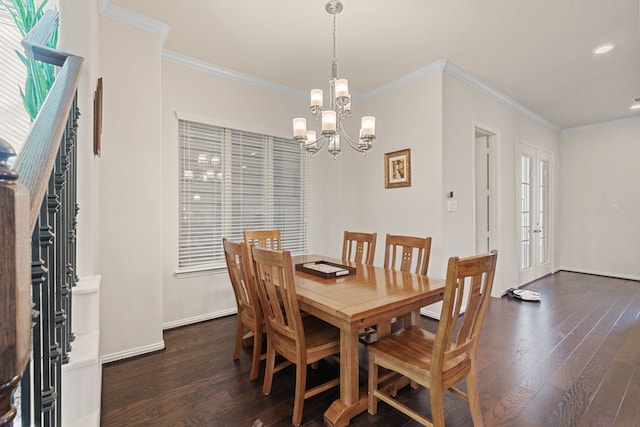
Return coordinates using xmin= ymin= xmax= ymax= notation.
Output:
xmin=15 ymin=10 xmax=84 ymax=232
xmin=0 ymin=9 xmax=84 ymax=425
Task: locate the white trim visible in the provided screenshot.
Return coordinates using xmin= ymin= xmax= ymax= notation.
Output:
xmin=174 ymin=110 xmax=292 ymax=141
xmin=99 ymin=0 xmax=170 ymax=45
xmin=74 ymin=275 xmax=101 ymax=294
xmin=100 ymin=340 xmax=165 ymax=364
xmin=561 ymin=116 xmax=640 ymax=134
xmin=97 ymin=2 xmax=562 ymax=133
xmin=557 ymin=268 xmax=640 ymax=282
xmin=362 ymin=59 xmax=447 ymax=101
xmin=174 ymin=266 xmax=226 ymax=279
xmin=444 ymin=61 xmax=561 ymax=132
xmin=162 ymin=308 xmax=237 ymax=330
xmin=163 ymin=50 xmax=305 ymax=100
xmin=420 ymin=306 xmax=441 ymax=320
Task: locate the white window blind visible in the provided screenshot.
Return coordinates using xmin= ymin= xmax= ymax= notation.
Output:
xmin=178 ymin=119 xmax=309 ymax=271
xmin=0 ymin=7 xmax=31 ymax=153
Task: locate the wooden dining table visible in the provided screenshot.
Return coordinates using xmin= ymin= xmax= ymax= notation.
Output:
xmin=291 ymin=255 xmax=446 ymax=427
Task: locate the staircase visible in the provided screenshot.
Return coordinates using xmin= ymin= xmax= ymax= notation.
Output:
xmin=62 ymin=275 xmax=101 ymax=427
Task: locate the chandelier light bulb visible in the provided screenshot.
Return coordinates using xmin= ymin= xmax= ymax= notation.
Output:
xmin=335 ymin=79 xmax=349 ymax=98
xmin=361 ymin=116 xmax=376 ymax=136
xmin=322 ymin=110 xmax=337 ymax=132
xmin=310 ymin=89 xmax=324 ymax=107
xmin=306 ymin=130 xmax=317 ymax=144
xmin=293 ymin=118 xmax=307 ymax=138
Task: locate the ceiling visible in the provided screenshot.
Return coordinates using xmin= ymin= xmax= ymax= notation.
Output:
xmin=109 ymin=0 xmax=640 ymax=130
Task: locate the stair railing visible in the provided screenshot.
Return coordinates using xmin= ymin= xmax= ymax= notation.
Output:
xmin=0 ymin=9 xmax=83 ymax=427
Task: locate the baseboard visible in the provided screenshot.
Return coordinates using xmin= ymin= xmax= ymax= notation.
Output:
xmin=162 ymin=308 xmax=237 ymax=330
xmin=102 ymin=309 xmax=237 ymax=363
xmin=101 ymin=340 xmax=165 ymax=364
xmin=556 ymin=267 xmax=640 ymax=282
xmin=420 ymin=305 xmax=441 ymax=320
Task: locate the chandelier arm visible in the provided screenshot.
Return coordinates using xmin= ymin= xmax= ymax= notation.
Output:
xmin=336 ymin=126 xmax=363 ymax=151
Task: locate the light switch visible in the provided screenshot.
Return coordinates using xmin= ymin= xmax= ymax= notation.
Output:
xmin=611 ymin=203 xmax=620 ymax=212
xmin=447 ymin=200 xmax=458 ymax=212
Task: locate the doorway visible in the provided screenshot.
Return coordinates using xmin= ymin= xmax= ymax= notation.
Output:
xmin=475 ymin=128 xmax=496 ymax=255
xmin=517 ymin=142 xmax=553 ymax=285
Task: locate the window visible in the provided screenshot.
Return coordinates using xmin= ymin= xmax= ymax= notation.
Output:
xmin=178 ymin=119 xmax=309 ymax=271
xmin=0 ymin=6 xmax=31 ymax=152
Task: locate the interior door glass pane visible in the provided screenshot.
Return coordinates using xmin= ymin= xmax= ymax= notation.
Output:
xmin=521 ymin=241 xmax=531 ymax=270
xmin=520 ymin=154 xmax=533 ymax=271
xmin=538 ymin=159 xmax=550 ymax=264
xmin=520 ymin=154 xmax=532 ymax=270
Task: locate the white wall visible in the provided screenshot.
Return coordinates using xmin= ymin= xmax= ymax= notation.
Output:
xmin=559 ymin=118 xmax=640 ymax=280
xmin=442 ymin=71 xmax=561 ymax=296
xmin=97 ymin=16 xmax=164 ymax=360
xmin=359 ymin=73 xmax=445 ymax=275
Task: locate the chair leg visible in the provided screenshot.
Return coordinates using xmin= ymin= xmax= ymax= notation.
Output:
xmin=292 ymin=363 xmax=307 ymax=426
xmin=367 ymin=353 xmax=379 ymax=415
xmin=430 ymin=387 xmax=446 ymax=427
xmin=234 ymin=320 xmax=243 ymax=360
xmin=262 ymin=343 xmax=276 ymax=395
xmin=249 ymin=327 xmax=262 ymax=381
xmin=466 ymin=366 xmax=485 ymax=427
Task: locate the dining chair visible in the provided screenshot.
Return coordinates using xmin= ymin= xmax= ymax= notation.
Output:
xmin=342 ymin=230 xmax=377 ymax=265
xmin=223 ymin=238 xmax=264 ymax=381
xmin=251 ymin=246 xmax=341 ymax=427
xmin=375 ymin=234 xmax=433 ymax=338
xmin=383 ymin=234 xmax=432 ymax=276
xmin=368 ymin=250 xmax=498 ymax=426
xmin=244 ymin=229 xmax=282 ymax=250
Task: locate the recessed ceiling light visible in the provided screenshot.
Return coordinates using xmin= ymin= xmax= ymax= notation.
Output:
xmin=593 ymin=43 xmax=616 ymax=55
xmin=631 ymin=98 xmax=640 ymax=110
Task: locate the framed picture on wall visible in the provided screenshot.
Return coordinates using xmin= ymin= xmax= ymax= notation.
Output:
xmin=384 ymin=148 xmax=411 ymax=188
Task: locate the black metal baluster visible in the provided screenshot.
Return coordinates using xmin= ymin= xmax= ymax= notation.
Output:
xmin=30 ymin=216 xmax=47 ymax=427
xmin=52 ymin=155 xmax=65 ymax=427
xmin=35 ymin=202 xmax=55 ymax=426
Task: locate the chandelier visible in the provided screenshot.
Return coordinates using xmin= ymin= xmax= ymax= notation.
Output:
xmin=292 ymin=0 xmax=376 ymax=158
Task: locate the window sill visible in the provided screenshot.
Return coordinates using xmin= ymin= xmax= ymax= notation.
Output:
xmin=175 ymin=265 xmax=226 ymax=279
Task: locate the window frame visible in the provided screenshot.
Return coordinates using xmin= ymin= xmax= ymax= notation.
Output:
xmin=176 ymin=116 xmax=309 ymax=275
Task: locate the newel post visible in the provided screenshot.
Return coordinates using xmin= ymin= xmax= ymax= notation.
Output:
xmin=0 ymin=138 xmax=31 ymax=426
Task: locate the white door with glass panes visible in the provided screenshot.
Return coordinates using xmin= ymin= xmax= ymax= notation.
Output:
xmin=517 ymin=143 xmax=553 ymax=285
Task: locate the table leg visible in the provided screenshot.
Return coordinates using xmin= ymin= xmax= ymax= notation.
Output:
xmin=323 ymin=328 xmax=367 ymax=426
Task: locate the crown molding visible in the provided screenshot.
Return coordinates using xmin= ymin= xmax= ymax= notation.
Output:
xmin=361 ymin=59 xmax=447 ymax=101
xmin=561 ymin=116 xmax=640 ymax=134
xmin=162 ymin=50 xmax=305 ymax=99
xmin=98 ymin=0 xmax=560 ymax=132
xmin=442 ymin=61 xmax=561 ymax=132
xmin=99 ymin=0 xmax=170 ymax=46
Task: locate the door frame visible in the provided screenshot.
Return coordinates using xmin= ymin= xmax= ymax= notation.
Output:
xmin=516 ymin=141 xmax=554 ymax=286
xmin=472 ymin=122 xmax=501 ymax=296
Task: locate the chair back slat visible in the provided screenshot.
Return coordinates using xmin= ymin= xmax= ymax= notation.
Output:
xmin=383 ymin=234 xmax=432 ymax=275
xmin=434 ymin=250 xmax=498 ymax=367
xmin=342 ymin=230 xmax=377 ymax=265
xmin=244 ymin=229 xmax=282 ymax=250
xmin=223 ymin=239 xmax=261 ymax=325
xmin=252 ymin=247 xmax=303 ymax=346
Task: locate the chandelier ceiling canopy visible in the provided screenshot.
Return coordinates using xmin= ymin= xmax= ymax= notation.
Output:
xmin=292 ymin=0 xmax=376 ymax=159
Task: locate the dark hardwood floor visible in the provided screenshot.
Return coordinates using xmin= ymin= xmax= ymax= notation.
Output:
xmin=101 ymin=271 xmax=640 ymax=426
